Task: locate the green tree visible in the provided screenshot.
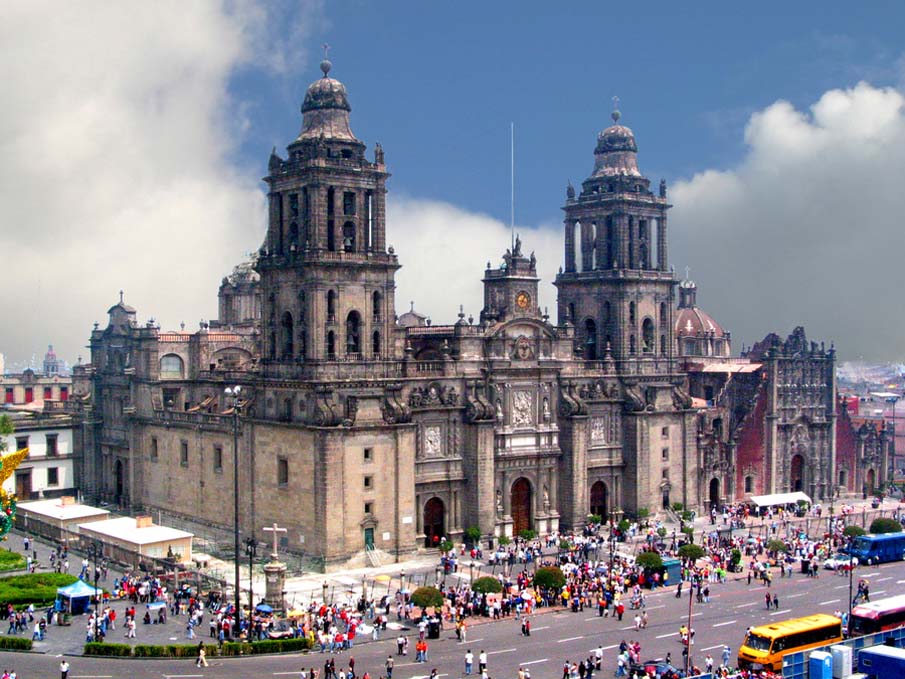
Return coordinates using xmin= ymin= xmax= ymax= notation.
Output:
xmin=843 ymin=525 xmax=866 ymax=538
xmin=766 ymin=539 xmax=787 ymax=555
xmin=533 ymin=566 xmax=566 ymax=590
xmin=439 ymin=539 xmax=454 ymax=552
xmin=677 ymin=544 xmax=705 ymax=562
xmin=0 ymin=415 xmax=12 ymax=452
xmin=636 ymin=551 xmax=663 ymax=571
xmin=471 ymin=576 xmax=502 ymax=594
xmin=870 ymin=517 xmax=903 ymax=534
xmin=587 ymin=514 xmax=602 ymax=525
xmin=519 ymin=529 xmax=537 ymax=541
xmin=498 ymin=535 xmax=511 ymax=546
xmin=464 ymin=527 xmax=481 ymax=545
xmin=411 ymin=586 xmax=444 ymax=609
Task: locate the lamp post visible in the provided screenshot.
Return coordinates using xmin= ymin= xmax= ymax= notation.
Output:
xmin=400 ymin=569 xmax=406 ymax=595
xmin=245 ymin=536 xmax=258 ymax=611
xmin=87 ymin=541 xmax=101 ymax=643
xmin=847 ymin=535 xmax=855 ymax=636
xmin=435 ymin=564 xmax=443 ymax=587
xmin=224 ymin=385 xmax=242 ymax=639
xmin=322 ymin=580 xmax=329 ymax=604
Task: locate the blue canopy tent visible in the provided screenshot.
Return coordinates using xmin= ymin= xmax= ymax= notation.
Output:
xmin=55 ymin=579 xmax=101 ymax=615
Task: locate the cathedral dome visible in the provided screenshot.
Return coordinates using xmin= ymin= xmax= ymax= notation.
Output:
xmin=592 ymin=110 xmax=640 ymax=177
xmin=297 ymin=60 xmax=358 ymax=142
xmin=675 ymin=279 xmax=731 ymax=357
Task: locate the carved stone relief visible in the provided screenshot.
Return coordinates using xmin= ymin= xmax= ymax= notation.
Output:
xmin=590 ymin=417 xmax=607 ymax=442
xmin=512 ymin=391 xmax=533 ymax=427
xmin=424 ymin=425 xmax=442 ymax=457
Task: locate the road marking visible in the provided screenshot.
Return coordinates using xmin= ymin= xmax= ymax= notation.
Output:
xmin=873 ymin=590 xmax=887 ymax=595
xmin=602 ymin=644 xmax=619 ymax=650
xmin=164 ymin=676 xmax=204 ymax=679
xmin=819 ymin=599 xmax=841 ymax=605
xmin=621 ymin=625 xmax=635 ymax=630
xmin=73 ymin=676 xmax=113 ymax=678
xmin=646 ymin=605 xmax=666 ymax=611
xmin=735 ymin=602 xmax=759 ymax=608
xmin=488 ymin=648 xmax=517 ymax=655
xmin=770 ymin=609 xmax=792 ymax=616
xmin=834 ymin=585 xmax=849 ymax=590
xmin=558 ymin=636 xmax=584 ymax=643
xmin=521 ymin=659 xmax=549 ymax=666
xmin=713 ymin=620 xmax=737 ymax=627
xmin=702 ymin=645 xmax=725 ymax=651
xmin=411 ymin=675 xmax=448 ymax=679
xmin=656 ymin=632 xmax=674 ymax=639
xmin=532 ymin=626 xmax=550 ymax=631
xmin=585 ymin=616 xmax=602 ymax=621
xmin=875 ymin=577 xmax=892 ymax=582
xmin=787 ymin=593 xmax=806 ymax=598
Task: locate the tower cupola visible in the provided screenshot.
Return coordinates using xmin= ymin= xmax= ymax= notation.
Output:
xmin=298 ymin=59 xmax=358 ymax=143
xmin=593 ymin=109 xmax=640 ymax=178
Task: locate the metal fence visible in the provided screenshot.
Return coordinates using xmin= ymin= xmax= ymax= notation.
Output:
xmin=782 ymin=627 xmax=905 ymax=679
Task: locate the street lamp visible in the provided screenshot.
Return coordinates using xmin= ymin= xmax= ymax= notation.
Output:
xmin=245 ymin=536 xmax=258 ymax=611
xmin=435 ymin=564 xmax=443 ymax=587
xmin=87 ymin=541 xmax=101 ymax=643
xmin=322 ymin=580 xmax=329 ymax=604
xmin=400 ymin=569 xmax=406 ymax=595
xmin=224 ymin=385 xmax=243 ymax=640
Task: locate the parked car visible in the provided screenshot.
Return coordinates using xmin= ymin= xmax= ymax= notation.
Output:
xmin=267 ymin=621 xmax=295 ymax=639
xmin=823 ymin=553 xmax=858 ymax=570
xmin=630 ymin=659 xmax=685 ymax=679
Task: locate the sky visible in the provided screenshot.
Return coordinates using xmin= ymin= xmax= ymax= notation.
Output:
xmin=2 ymin=1 xmax=905 ymax=367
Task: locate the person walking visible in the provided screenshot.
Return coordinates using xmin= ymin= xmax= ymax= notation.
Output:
xmin=465 ymin=649 xmax=473 ymax=675
xmin=385 ymin=656 xmax=394 ymax=679
xmin=765 ymin=592 xmax=772 ymax=610
xmin=772 ymin=593 xmax=779 ymax=610
xmin=60 ymin=660 xmax=70 ymax=679
xmin=195 ymin=641 xmax=208 ymax=668
xmin=479 ymin=649 xmax=488 ymax=674
xmin=721 ymin=645 xmax=731 ymax=667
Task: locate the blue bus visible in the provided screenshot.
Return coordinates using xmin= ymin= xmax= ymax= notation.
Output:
xmin=847 ymin=533 xmax=905 ymax=565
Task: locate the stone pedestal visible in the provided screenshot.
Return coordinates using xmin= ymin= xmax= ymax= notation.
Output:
xmin=264 ymin=559 xmax=287 ymax=614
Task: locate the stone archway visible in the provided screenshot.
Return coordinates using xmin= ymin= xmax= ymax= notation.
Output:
xmin=511 ymin=478 xmax=532 ymax=535
xmin=791 ymin=454 xmax=805 ymax=492
xmin=423 ymin=497 xmax=446 ymax=548
xmin=867 ymin=468 xmax=876 ymax=495
xmin=709 ymin=478 xmax=720 ymax=510
xmin=590 ymin=481 xmax=609 ymax=520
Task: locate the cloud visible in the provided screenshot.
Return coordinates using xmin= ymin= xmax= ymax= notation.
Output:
xmin=388 ymin=198 xmax=562 ymax=325
xmin=0 ymin=1 xmax=322 ymax=368
xmin=670 ymin=82 xmax=905 ymax=362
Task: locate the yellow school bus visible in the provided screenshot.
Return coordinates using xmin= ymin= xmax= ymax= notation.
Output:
xmin=737 ymin=614 xmax=843 ymax=671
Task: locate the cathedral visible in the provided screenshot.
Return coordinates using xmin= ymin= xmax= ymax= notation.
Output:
xmin=69 ymin=60 xmax=888 ymax=568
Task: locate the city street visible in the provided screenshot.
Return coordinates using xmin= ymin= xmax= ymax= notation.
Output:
xmin=3 ymin=558 xmax=904 ymax=678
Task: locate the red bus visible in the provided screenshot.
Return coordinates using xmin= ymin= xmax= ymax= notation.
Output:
xmin=849 ymin=593 xmax=905 ymax=636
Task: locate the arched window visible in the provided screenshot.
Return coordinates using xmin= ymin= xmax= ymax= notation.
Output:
xmin=327 ymin=187 xmax=336 ymax=251
xmin=281 ymin=311 xmax=294 ymax=358
xmin=372 ymin=290 xmax=383 ymax=321
xmin=603 ymin=301 xmax=611 ymax=324
xmin=660 ymin=334 xmax=667 ymax=355
xmin=298 ymin=328 xmax=307 ymax=360
xmin=568 ymin=303 xmax=576 ymax=324
xmin=584 ymin=318 xmax=597 ymax=360
xmin=327 ymin=290 xmax=337 ymax=323
xmin=343 ymin=221 xmax=356 ymax=252
xmin=289 ymin=222 xmax=299 ymax=250
xmin=326 ymin=331 xmax=336 ymax=360
xmin=268 ymin=333 xmax=276 ymax=359
xmin=346 ymin=311 xmax=361 ymax=357
xmin=660 ymin=302 xmax=667 ymax=325
xmin=629 ymin=302 xmax=636 ymax=324
xmin=630 ymin=335 xmax=636 ymax=355
xmin=642 ymin=318 xmax=655 ymax=353
xmin=839 ymin=469 xmax=847 ymax=487
xmin=298 ymin=290 xmax=306 ymax=320
xmin=744 ymin=476 xmax=753 ymax=493
xmin=372 ymin=331 xmax=381 ymax=357
xmin=159 ymin=354 xmax=184 ymax=379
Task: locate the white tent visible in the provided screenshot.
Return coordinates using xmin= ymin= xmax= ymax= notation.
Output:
xmin=748 ymin=491 xmax=811 ymax=507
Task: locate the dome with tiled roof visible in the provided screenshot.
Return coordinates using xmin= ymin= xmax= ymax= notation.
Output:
xmin=297 ymin=59 xmax=358 ymax=142
xmin=592 ymin=109 xmax=641 ymax=178
xmin=675 ymin=279 xmax=731 ymax=358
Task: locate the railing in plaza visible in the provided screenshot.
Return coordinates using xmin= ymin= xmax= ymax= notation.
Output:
xmin=782 ymin=626 xmax=905 ymax=679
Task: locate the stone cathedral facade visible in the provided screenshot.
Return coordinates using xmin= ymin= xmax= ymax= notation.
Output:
xmin=70 ymin=61 xmax=873 ymax=568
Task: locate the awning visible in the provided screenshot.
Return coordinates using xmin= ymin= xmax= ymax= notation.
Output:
xmin=701 ymin=362 xmax=762 ymax=373
xmin=749 ymin=491 xmax=811 ymax=507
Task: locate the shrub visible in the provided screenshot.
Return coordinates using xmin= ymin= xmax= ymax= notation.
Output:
xmin=439 ymin=539 xmax=454 ymax=552
xmin=672 ymin=502 xmax=685 ymax=512
xmin=84 ymin=642 xmax=133 ymax=656
xmin=678 ymin=544 xmax=706 ymax=562
xmin=843 ymin=525 xmax=867 ymax=538
xmin=559 ymin=539 xmax=572 ymax=551
xmin=657 ymin=527 xmax=667 ymax=538
xmin=636 ymin=551 xmax=663 ymax=571
xmin=0 ymin=549 xmax=25 ymax=572
xmin=587 ymin=514 xmax=602 ymax=525
xmin=681 ymin=526 xmax=694 ymax=542
xmin=411 ymin=586 xmax=444 ymax=609
xmin=637 ymin=507 xmax=650 ymax=519
xmin=471 ymin=576 xmax=502 ymax=594
xmin=766 ymin=539 xmax=787 ymax=554
xmin=0 ymin=637 xmax=32 ymax=652
xmin=0 ymin=572 xmax=77 ymax=607
xmin=870 ymin=518 xmax=902 ymax=534
xmin=533 ymin=566 xmax=566 ymax=590
xmin=518 ymin=529 xmax=537 ymax=541
xmin=730 ymin=548 xmax=742 ymax=566
xmin=618 ymin=519 xmax=630 ymax=533
xmin=498 ymin=535 xmax=511 ymax=546
xmin=681 ymin=510 xmax=694 ymax=522
xmin=464 ymin=527 xmax=481 ymax=544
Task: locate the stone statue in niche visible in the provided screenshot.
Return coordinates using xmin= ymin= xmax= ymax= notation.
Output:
xmin=513 ymin=336 xmax=534 ymax=360
xmin=496 ymin=489 xmax=503 ymax=515
xmin=542 ymin=397 xmax=551 ymax=422
xmin=495 ymin=399 xmax=504 ymax=423
xmin=424 ymin=425 xmax=442 ymax=457
xmin=543 ymin=484 xmax=550 ymax=510
xmin=590 ymin=417 xmax=606 ymax=442
xmin=512 ymin=391 xmax=533 ymax=427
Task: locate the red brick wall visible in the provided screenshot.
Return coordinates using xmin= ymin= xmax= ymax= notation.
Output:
xmin=735 ymin=386 xmax=767 ymax=498
xmin=835 ymin=403 xmax=858 ymax=493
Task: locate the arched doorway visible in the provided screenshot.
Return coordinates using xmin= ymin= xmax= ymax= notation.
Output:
xmin=114 ymin=459 xmax=124 ymax=502
xmin=423 ymin=498 xmax=445 ymax=548
xmin=511 ymin=478 xmax=532 ymax=535
xmin=867 ymin=469 xmax=876 ymax=495
xmin=709 ymin=478 xmax=720 ymax=510
xmin=790 ymin=454 xmax=805 ymax=492
xmin=590 ymin=481 xmax=609 ymax=520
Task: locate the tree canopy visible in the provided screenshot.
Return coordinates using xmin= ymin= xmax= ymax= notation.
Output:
xmin=870 ymin=517 xmax=903 ymax=534
xmin=636 ymin=551 xmax=663 ymax=570
xmin=471 ymin=576 xmax=502 ymax=594
xmin=533 ymin=566 xmax=566 ymax=590
xmin=677 ymin=544 xmax=706 ymax=562
xmin=410 ymin=586 xmax=444 ymax=609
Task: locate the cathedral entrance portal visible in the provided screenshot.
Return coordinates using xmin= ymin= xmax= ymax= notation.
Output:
xmin=590 ymin=481 xmax=609 ymax=520
xmin=511 ymin=478 xmax=532 ymax=535
xmin=114 ymin=459 xmax=124 ymax=502
xmin=423 ymin=498 xmax=445 ymax=548
xmin=791 ymin=454 xmax=805 ymax=492
xmin=709 ymin=478 xmax=720 ymax=510
xmin=866 ymin=469 xmax=876 ymax=495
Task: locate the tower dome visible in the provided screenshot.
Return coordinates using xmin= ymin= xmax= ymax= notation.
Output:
xmin=675 ymin=279 xmax=731 ymax=358
xmin=297 ymin=59 xmax=358 ymax=142
xmin=592 ymin=109 xmax=640 ymax=177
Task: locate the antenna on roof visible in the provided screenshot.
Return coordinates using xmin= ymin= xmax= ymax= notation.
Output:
xmin=510 ymin=121 xmax=515 ymax=251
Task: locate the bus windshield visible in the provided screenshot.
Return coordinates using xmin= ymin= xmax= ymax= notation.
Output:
xmin=745 ymin=634 xmax=772 ymax=652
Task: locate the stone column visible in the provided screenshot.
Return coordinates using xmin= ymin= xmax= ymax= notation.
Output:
xmin=264 ymin=559 xmax=287 ymax=614
xmin=657 ymin=215 xmax=668 ymax=271
xmin=564 ymin=220 xmax=576 ymax=272
xmin=557 ymin=414 xmax=589 ymax=530
xmin=373 ymin=185 xmax=387 ymax=252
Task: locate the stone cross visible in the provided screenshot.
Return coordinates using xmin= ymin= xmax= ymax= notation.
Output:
xmin=262 ymin=522 xmax=288 ymax=560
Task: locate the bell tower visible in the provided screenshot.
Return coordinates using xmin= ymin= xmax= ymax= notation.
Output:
xmin=554 ymin=105 xmax=676 ymax=373
xmin=257 ymin=56 xmax=400 ymax=376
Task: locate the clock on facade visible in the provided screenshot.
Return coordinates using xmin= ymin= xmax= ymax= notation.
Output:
xmin=516 ymin=291 xmax=530 ymax=310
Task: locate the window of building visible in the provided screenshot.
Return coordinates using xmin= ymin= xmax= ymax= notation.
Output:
xmin=364 ymin=475 xmax=373 ymax=489
xmin=43 ymin=387 xmax=52 ymax=400
xmin=363 ymin=447 xmax=373 ymax=462
xmin=744 ymin=476 xmax=753 ymax=493
xmin=47 ymin=467 xmax=59 ymax=486
xmin=278 ymin=457 xmax=289 ymax=487
xmin=60 ymin=386 xmax=68 ymax=401
xmin=839 ymin=470 xmax=847 ymax=487
xmin=46 ymin=434 xmax=58 ymax=457
xmin=662 ymin=468 xmax=669 ymax=479
xmin=150 ymin=437 xmax=158 ymax=462
xmin=343 ymin=191 xmax=356 ymax=215
xmin=180 ymin=441 xmax=188 ymax=467
xmin=661 ymin=426 xmax=669 ymax=438
xmin=364 ymin=502 xmax=373 ymax=515
xmin=24 ymin=387 xmax=33 ymax=403
xmin=661 ymin=448 xmax=669 ymax=461
xmin=15 ymin=436 xmax=28 ymax=452
xmin=213 ymin=445 xmax=223 ymax=473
